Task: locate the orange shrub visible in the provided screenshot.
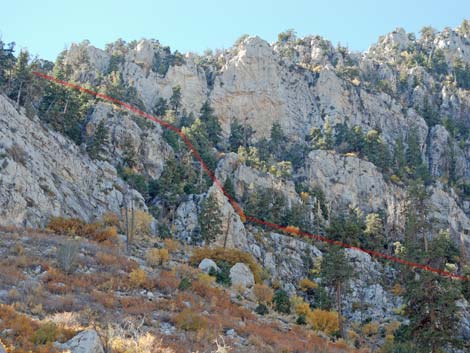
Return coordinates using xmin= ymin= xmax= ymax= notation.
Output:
xmin=307 ymin=309 xmax=339 ymax=335
xmin=253 ymin=284 xmax=274 ymax=304
xmin=46 ymin=217 xmax=117 ymax=243
xmin=164 ymin=238 xmax=180 ymax=253
xmin=189 ymin=247 xmax=262 ymax=283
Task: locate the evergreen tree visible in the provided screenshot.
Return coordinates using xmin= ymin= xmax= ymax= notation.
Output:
xmin=87 ymin=121 xmax=109 ymax=160
xmin=393 ymin=137 xmax=407 ymax=177
xmin=229 ymin=119 xmax=255 ymax=151
xmin=199 ymin=101 xmax=222 ymax=145
xmin=406 ymin=128 xmax=422 ymax=168
xmin=405 ymin=179 xmax=431 ymax=252
xmin=320 ymin=245 xmax=354 ymax=338
xmin=269 ymin=122 xmax=287 ymax=159
xmin=153 ymin=97 xmax=167 ymax=116
xmin=170 ymin=85 xmax=182 ymax=114
xmin=223 ymin=176 xmax=236 ymax=201
xmin=0 ymin=40 xmax=15 ymax=88
xmin=122 ymin=136 xmax=138 ymax=168
xmin=402 ymin=232 xmax=462 ymax=353
xmin=199 ymin=193 xmax=223 ymax=244
xmin=10 ymin=49 xmax=31 ymax=108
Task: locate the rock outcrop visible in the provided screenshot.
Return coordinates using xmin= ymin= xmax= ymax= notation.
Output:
xmin=55 ymin=330 xmax=104 ymax=353
xmin=229 ymin=263 xmax=255 ymax=288
xmin=0 ymin=95 xmax=140 ymax=227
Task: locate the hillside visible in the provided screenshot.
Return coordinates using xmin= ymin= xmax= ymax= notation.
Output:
xmin=1 ymin=21 xmax=470 ymax=353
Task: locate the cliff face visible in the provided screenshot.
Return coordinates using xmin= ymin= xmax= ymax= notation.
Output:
xmin=0 ymin=95 xmax=141 ymax=226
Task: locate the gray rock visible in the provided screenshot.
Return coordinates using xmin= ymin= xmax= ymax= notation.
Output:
xmin=55 ymin=330 xmax=104 ymax=353
xmin=0 ymin=341 xmax=6 ymax=353
xmin=230 ymin=263 xmax=254 ymax=288
xmin=198 ymin=259 xmax=219 ymax=274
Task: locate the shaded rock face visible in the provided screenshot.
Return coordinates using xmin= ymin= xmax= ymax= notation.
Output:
xmin=0 ymin=96 xmax=134 ymax=227
xmin=229 ymin=262 xmax=255 ymax=288
xmin=55 ymin=330 xmax=104 ymax=353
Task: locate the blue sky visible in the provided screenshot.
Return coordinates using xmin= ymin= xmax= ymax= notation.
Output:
xmin=2 ymin=0 xmax=469 ymax=61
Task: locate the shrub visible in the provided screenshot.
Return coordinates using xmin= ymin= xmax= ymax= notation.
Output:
xmin=308 ymin=309 xmax=339 ymax=335
xmin=145 ymin=248 xmax=169 ymax=267
xmin=101 ymin=212 xmax=120 ymax=227
xmin=129 ymin=268 xmax=147 ymax=288
xmin=174 ymin=308 xmax=208 ymax=331
xmin=362 ymin=321 xmax=380 ymax=336
xmin=134 ymin=210 xmax=153 ymax=236
xmin=46 ymin=217 xmax=117 ymax=243
xmin=299 ymin=278 xmax=318 ymax=292
xmin=57 ymin=240 xmax=79 ymax=274
xmin=391 ymin=283 xmax=405 ymax=296
xmin=190 ymin=247 xmax=262 ymax=283
xmin=210 ymin=261 xmax=232 ymax=287
xmin=178 ymin=277 xmax=191 ymax=291
xmin=272 ymin=289 xmax=291 ymax=314
xmin=163 ymin=238 xmax=180 ymax=253
xmin=253 ymin=284 xmax=274 ymax=304
xmin=31 ymin=322 xmax=57 ymax=344
xmin=296 ymin=314 xmax=307 ymax=325
xmin=255 ymin=304 xmax=269 ymax=315
xmin=6 ymin=143 xmax=28 ymax=165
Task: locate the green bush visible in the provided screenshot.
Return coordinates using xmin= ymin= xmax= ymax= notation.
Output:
xmin=255 ymin=303 xmax=269 ymax=316
xmin=272 ymin=289 xmax=291 ymax=314
xmin=178 ymin=277 xmax=192 ymax=291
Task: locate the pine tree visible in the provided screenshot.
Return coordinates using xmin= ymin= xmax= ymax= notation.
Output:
xmin=320 ymin=245 xmax=354 ymax=338
xmin=170 ymin=85 xmax=182 ymax=114
xmin=393 ymin=137 xmax=407 ymax=177
xmin=229 ymin=119 xmax=255 ymax=151
xmin=198 ymin=193 xmax=223 ymax=244
xmin=87 ymin=120 xmax=109 ymax=160
xmin=9 ymin=49 xmax=31 ymax=108
xmin=199 ymin=101 xmax=222 ymax=145
xmin=223 ymin=176 xmax=236 ymax=201
xmin=402 ymin=232 xmax=462 ymax=353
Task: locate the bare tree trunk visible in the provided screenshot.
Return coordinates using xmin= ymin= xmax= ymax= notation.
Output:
xmin=223 ymin=215 xmax=232 ymax=249
xmin=16 ymin=81 xmax=23 ymax=109
xmin=336 ymin=281 xmax=344 ymax=339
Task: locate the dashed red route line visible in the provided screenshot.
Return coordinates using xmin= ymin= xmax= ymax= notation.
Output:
xmin=32 ymin=71 xmax=470 ymax=281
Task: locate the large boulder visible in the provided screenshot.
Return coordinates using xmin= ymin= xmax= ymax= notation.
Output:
xmin=198 ymin=259 xmax=219 ymax=274
xmin=229 ymin=263 xmax=254 ymax=288
xmin=55 ymin=330 xmax=104 ymax=353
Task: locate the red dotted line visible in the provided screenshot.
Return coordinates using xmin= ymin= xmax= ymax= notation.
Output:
xmin=32 ymin=71 xmax=470 ymax=281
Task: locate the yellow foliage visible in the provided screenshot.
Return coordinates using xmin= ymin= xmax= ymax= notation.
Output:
xmin=197 ymin=273 xmax=216 ymax=286
xmin=391 ymin=283 xmax=405 ymax=296
xmin=163 ymin=238 xmax=180 ymax=253
xmin=253 ymin=284 xmax=274 ymax=304
xmin=294 ymin=301 xmax=311 ymax=317
xmin=175 ymin=308 xmax=208 ymax=331
xmin=145 ymin=248 xmax=169 ymax=267
xmin=129 ymin=268 xmax=147 ymax=288
xmin=111 ymin=332 xmax=175 ymax=353
xmin=134 ymin=210 xmax=153 ymax=236
xmin=101 ymin=212 xmax=120 ymax=227
xmin=385 ymin=321 xmax=401 ymax=336
xmin=299 ymin=278 xmax=318 ymax=292
xmin=362 ymin=322 xmax=380 ymax=336
xmin=189 ymin=247 xmax=262 ymax=283
xmin=307 ymin=309 xmax=339 ymax=335
xmin=300 ymin=192 xmax=310 ymax=203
